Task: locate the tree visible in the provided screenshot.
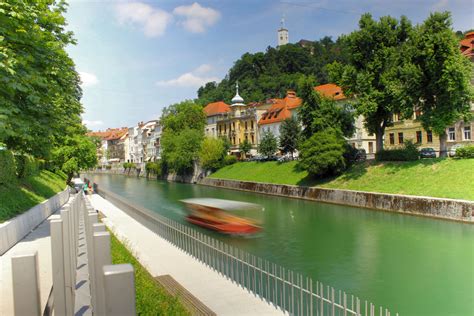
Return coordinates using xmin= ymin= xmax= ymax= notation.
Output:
xmin=239 ymin=139 xmax=252 ymax=158
xmin=299 ymin=128 xmax=347 ymax=176
xmin=297 ymin=76 xmax=355 ymax=140
xmin=200 ymin=137 xmax=226 ymax=171
xmin=1 ymin=1 xmax=83 ymax=158
xmin=51 ymin=135 xmax=97 ymax=184
xmin=279 ymin=117 xmax=301 ymax=158
xmin=160 ymin=100 xmax=206 ymax=175
xmin=398 ymin=12 xmax=473 ymax=156
xmin=328 ymin=13 xmax=412 ymax=152
xmin=258 ymin=131 xmax=278 ymax=157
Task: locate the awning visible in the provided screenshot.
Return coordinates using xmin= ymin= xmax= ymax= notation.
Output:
xmin=108 ymin=158 xmax=120 ymax=162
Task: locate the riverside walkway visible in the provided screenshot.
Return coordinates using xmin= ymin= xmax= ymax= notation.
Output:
xmin=88 ymin=194 xmax=285 ymax=315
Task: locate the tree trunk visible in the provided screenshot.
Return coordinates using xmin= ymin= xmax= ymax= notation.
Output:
xmin=375 ymin=127 xmax=385 ymax=153
xmin=66 ymin=172 xmax=73 ymax=186
xmin=439 ymin=133 xmax=448 ymax=157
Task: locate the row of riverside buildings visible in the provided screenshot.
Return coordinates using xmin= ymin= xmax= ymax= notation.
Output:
xmin=89 ymin=32 xmax=474 ymax=167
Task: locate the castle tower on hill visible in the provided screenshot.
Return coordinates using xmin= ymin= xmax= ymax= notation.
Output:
xmin=277 ymin=16 xmax=289 ymax=46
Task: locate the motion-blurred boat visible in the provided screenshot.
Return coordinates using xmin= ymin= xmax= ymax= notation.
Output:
xmin=181 ymin=198 xmax=262 ymax=235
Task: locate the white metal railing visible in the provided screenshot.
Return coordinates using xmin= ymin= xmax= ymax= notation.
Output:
xmin=97 ymin=187 xmax=398 ymax=316
xmin=10 ymin=192 xmax=136 ymax=316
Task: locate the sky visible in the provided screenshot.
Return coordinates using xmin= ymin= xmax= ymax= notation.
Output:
xmin=64 ymin=0 xmax=474 ymax=131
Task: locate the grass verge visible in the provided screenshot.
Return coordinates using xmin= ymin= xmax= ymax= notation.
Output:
xmin=0 ymin=170 xmax=67 ymax=223
xmin=209 ymin=159 xmax=474 ymax=200
xmin=110 ymin=231 xmax=189 ymax=315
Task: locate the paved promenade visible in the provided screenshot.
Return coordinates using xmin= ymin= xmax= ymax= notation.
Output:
xmin=88 ymin=194 xmax=285 ymax=316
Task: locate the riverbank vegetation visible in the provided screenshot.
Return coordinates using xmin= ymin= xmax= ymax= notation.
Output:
xmin=209 ymin=158 xmax=474 ymax=200
xmin=0 ymin=170 xmax=67 ymax=223
xmin=110 ymin=231 xmax=189 ymax=315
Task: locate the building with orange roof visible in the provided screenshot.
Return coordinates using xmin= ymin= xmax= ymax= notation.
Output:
xmin=88 ymin=127 xmax=128 ymax=165
xmin=258 ymin=90 xmax=302 ymax=144
xmin=314 ymin=83 xmax=346 ymax=101
xmin=203 ymin=101 xmax=230 ymax=138
xmin=216 ymin=83 xmax=271 ymax=157
xmin=460 ymin=31 xmax=474 ymax=62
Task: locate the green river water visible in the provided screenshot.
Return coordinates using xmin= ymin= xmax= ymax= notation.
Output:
xmin=87 ymin=174 xmax=474 ymax=316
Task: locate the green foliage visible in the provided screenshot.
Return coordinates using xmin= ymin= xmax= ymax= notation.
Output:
xmin=298 ymin=128 xmax=347 ymax=176
xmin=200 ymin=137 xmax=226 ymax=171
xmin=110 ymin=231 xmax=189 ymax=315
xmin=297 ymin=76 xmax=354 ymax=140
xmin=0 ymin=170 xmax=67 ymax=222
xmin=258 ymin=131 xmax=278 ymax=157
xmin=14 ymin=154 xmax=38 ymax=178
xmin=455 ymin=146 xmax=474 ymax=159
xmin=376 ymin=141 xmax=420 ymax=161
xmin=0 ymin=150 xmax=16 ymax=185
xmin=223 ymin=155 xmax=238 ymax=165
xmin=0 ymin=1 xmax=83 ymax=158
xmin=145 ymin=161 xmax=162 ymax=177
xmin=328 ymin=14 xmax=412 ymax=151
xmin=161 ymin=101 xmax=205 ymax=175
xmin=196 ymin=38 xmax=349 ymax=105
xmin=239 ymin=139 xmax=252 ymax=157
xmin=397 ymin=12 xmax=473 ymax=152
xmin=219 ymin=136 xmax=231 ymax=154
xmin=279 ymin=117 xmax=301 ymax=157
xmin=105 ymin=165 xmax=112 ymax=170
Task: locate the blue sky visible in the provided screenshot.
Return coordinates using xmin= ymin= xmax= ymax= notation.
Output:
xmin=65 ymin=0 xmax=473 ymax=131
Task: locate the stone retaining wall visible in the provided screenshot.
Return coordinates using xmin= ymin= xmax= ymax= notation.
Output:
xmin=200 ymin=178 xmax=473 ymax=222
xmin=0 ymin=188 xmax=70 ymax=255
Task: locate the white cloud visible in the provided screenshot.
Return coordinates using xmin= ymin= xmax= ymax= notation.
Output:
xmin=432 ymin=0 xmax=449 ymax=11
xmin=193 ymin=63 xmax=213 ymax=74
xmin=83 ymin=120 xmax=104 ymax=127
xmin=115 ymin=2 xmax=172 ymax=37
xmin=173 ymin=2 xmax=221 ymax=33
xmin=79 ymin=71 xmax=99 ymax=87
xmin=156 ymin=72 xmax=219 ymax=87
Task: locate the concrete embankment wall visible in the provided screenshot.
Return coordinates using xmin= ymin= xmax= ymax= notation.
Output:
xmin=0 ymin=188 xmax=70 ymax=255
xmin=200 ymin=178 xmax=474 ymax=222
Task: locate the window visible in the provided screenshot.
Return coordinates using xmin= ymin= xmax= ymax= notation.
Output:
xmin=427 ymin=130 xmax=433 ymax=143
xmin=398 ymin=132 xmax=404 ymax=144
xmin=368 ymin=142 xmax=374 ymax=154
xmin=448 ymin=127 xmax=455 ymax=141
xmin=245 ymin=121 xmax=248 ymax=130
xmin=389 ymin=133 xmax=395 ymax=145
xmin=416 ymin=131 xmax=422 ymax=144
xmin=251 ymin=121 xmax=254 ymax=129
xmin=415 ymin=109 xmax=422 ymax=119
xmin=464 ymin=126 xmax=471 ymax=140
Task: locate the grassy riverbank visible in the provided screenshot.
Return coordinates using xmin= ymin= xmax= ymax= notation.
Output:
xmin=209 ymin=158 xmax=474 ymax=200
xmin=0 ymin=170 xmax=67 ymax=222
xmin=110 ymin=231 xmax=189 ymax=315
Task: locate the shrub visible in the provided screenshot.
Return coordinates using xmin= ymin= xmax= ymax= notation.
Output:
xmin=15 ymin=154 xmax=38 ymax=178
xmin=298 ymin=128 xmax=347 ymax=176
xmin=376 ymin=141 xmax=419 ymax=161
xmin=223 ymin=155 xmax=238 ymax=165
xmin=456 ymin=145 xmax=474 ymax=158
xmin=0 ymin=150 xmax=16 ymax=185
xmin=105 ymin=165 xmax=112 ymax=170
xmin=200 ymin=137 xmax=226 ymax=171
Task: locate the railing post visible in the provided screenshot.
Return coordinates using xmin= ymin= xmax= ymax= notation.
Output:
xmin=93 ymin=223 xmax=107 ymax=233
xmin=11 ymin=250 xmax=41 ymax=316
xmin=50 ymin=219 xmax=67 ymax=316
xmin=103 ymin=264 xmax=136 ymax=316
xmin=87 ymin=212 xmax=98 ymax=311
xmin=60 ymin=208 xmax=74 ymax=315
xmin=93 ymin=231 xmax=111 ymax=316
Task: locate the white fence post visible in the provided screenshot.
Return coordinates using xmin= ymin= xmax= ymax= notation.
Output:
xmin=60 ymin=207 xmax=74 ymax=315
xmin=93 ymin=231 xmax=111 ymax=316
xmin=87 ymin=212 xmax=98 ymax=311
xmin=50 ymin=219 xmax=67 ymax=316
xmin=103 ymin=264 xmax=136 ymax=316
xmin=93 ymin=223 xmax=106 ymax=233
xmin=11 ymin=250 xmax=41 ymax=316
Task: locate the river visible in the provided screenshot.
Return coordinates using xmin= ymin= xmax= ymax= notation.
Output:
xmin=86 ymin=173 xmax=474 ymax=316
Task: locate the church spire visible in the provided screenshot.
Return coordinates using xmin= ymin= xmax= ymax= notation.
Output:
xmin=231 ymin=81 xmax=245 ymax=106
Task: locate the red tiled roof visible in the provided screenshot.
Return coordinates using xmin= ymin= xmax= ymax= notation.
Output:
xmin=460 ymin=32 xmax=474 ymax=58
xmin=258 ymin=91 xmax=302 ymax=126
xmin=87 ymin=128 xmax=128 ymax=141
xmin=203 ymin=101 xmax=230 ymax=116
xmin=314 ymin=83 xmax=346 ymax=100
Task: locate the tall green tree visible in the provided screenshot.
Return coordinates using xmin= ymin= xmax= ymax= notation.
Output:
xmin=0 ymin=0 xmax=83 ymax=158
xmin=258 ymin=131 xmax=278 ymax=157
xmin=398 ymin=12 xmax=473 ymax=156
xmin=199 ymin=137 xmax=226 ymax=171
xmin=279 ymin=117 xmax=301 ymax=158
xmin=160 ymin=100 xmax=206 ymax=175
xmin=328 ymin=13 xmax=412 ymax=152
